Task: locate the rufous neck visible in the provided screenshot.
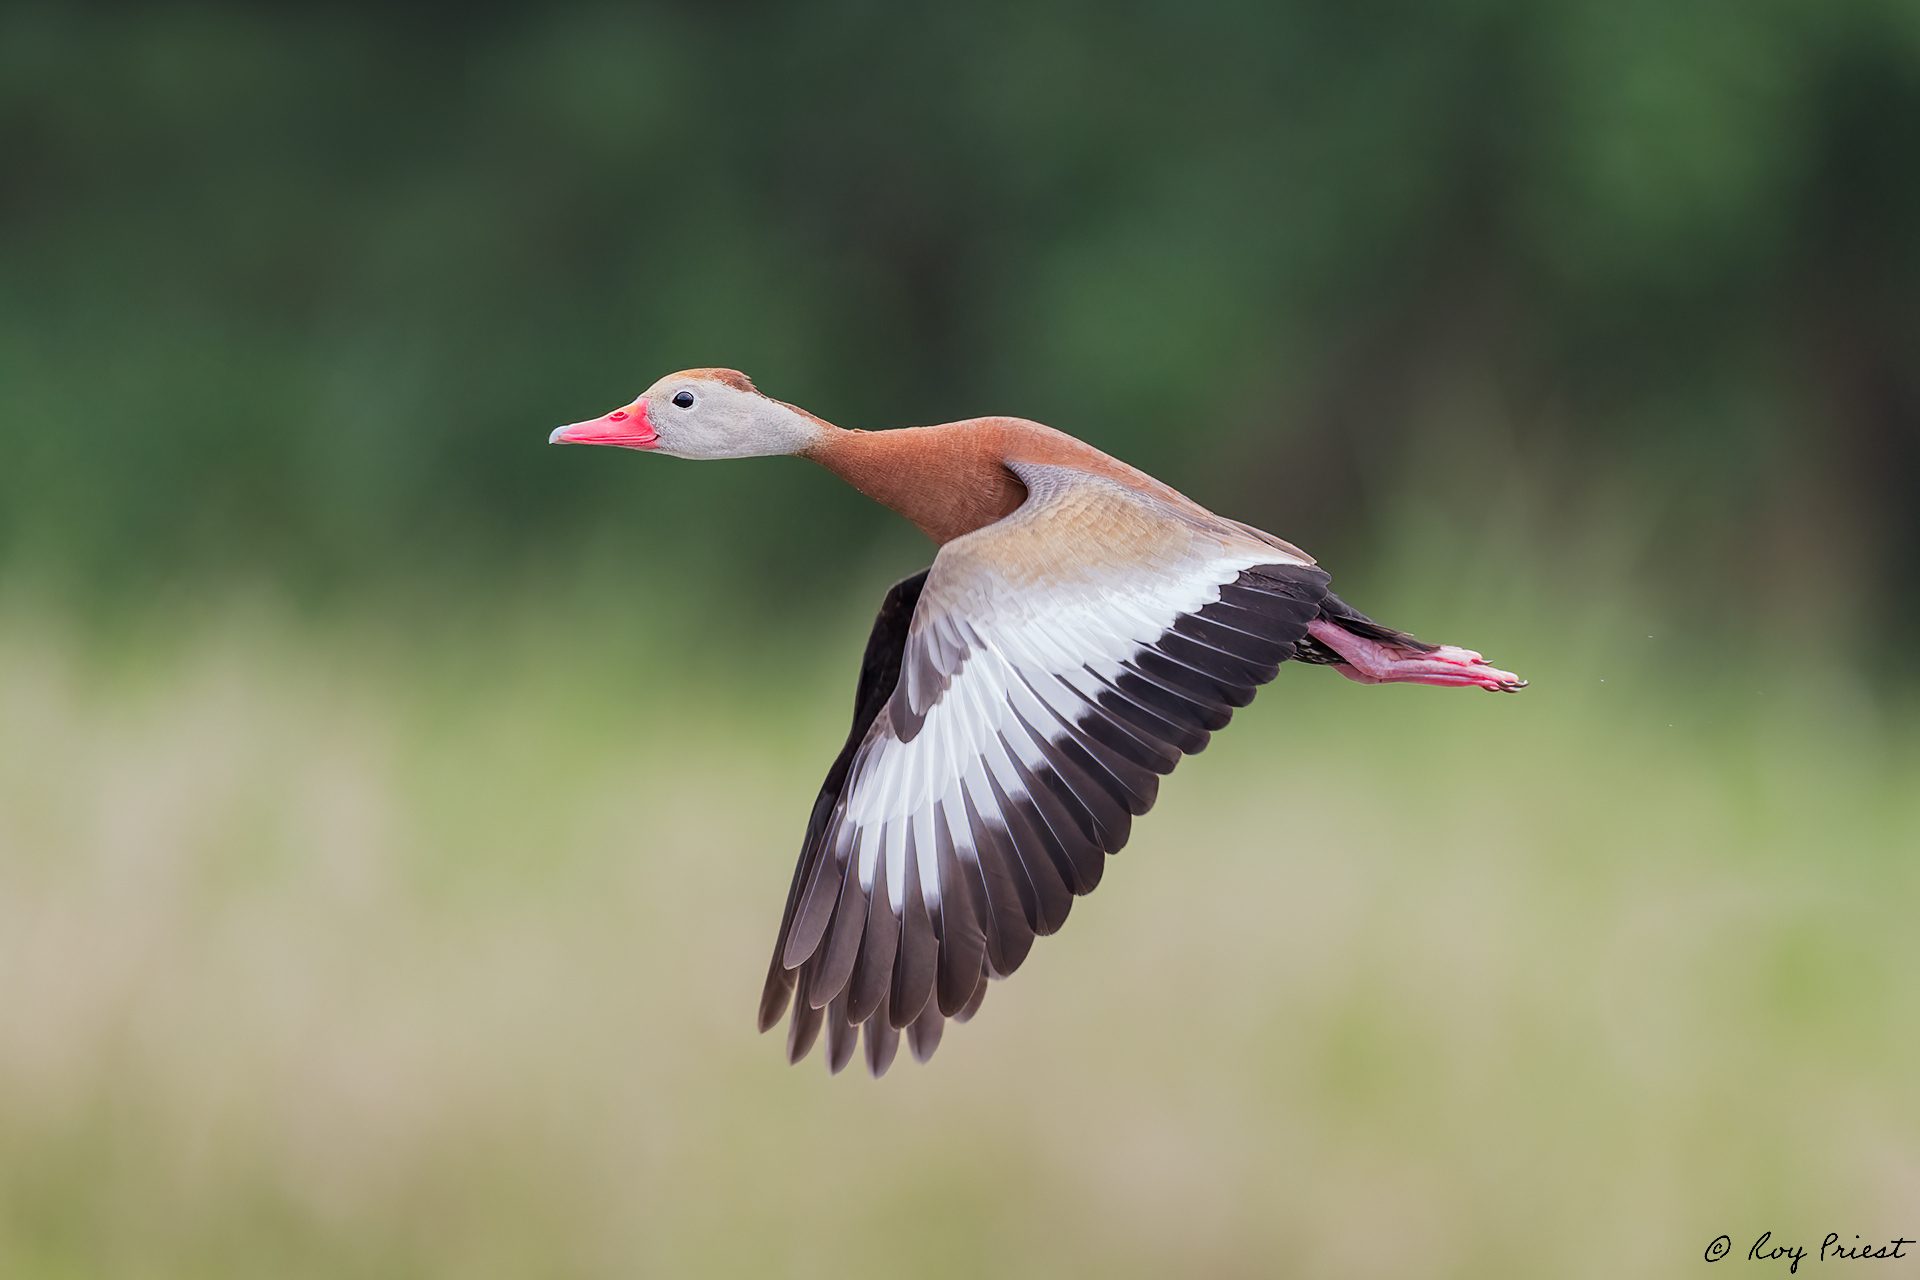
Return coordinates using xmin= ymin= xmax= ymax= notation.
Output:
xmin=801 ymin=423 xmax=1024 ymax=544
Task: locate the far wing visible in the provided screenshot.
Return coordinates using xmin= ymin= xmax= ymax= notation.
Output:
xmin=757 ymin=568 xmax=928 ymax=1039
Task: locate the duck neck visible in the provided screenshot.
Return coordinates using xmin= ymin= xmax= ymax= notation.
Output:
xmin=801 ymin=421 xmax=1024 ymax=545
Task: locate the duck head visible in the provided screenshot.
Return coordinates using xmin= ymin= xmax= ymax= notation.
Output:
xmin=548 ymin=368 xmax=825 ymax=460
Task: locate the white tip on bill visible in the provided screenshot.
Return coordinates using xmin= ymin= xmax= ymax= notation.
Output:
xmin=548 ymin=424 xmax=570 ymax=444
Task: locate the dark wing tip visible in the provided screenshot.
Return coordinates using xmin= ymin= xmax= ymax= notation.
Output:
xmin=864 ymin=1015 xmax=901 ymax=1077
xmin=757 ymin=964 xmax=794 ymax=1033
xmin=824 ymin=992 xmax=858 ymax=1073
xmin=906 ymin=1003 xmax=945 ymax=1063
xmin=785 ymin=988 xmax=824 ymax=1064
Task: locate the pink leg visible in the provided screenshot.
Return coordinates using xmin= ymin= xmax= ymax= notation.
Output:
xmin=1307 ymin=619 xmax=1528 ymax=692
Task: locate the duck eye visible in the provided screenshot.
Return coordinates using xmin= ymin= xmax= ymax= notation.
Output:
xmin=671 ymin=390 xmax=695 ymax=409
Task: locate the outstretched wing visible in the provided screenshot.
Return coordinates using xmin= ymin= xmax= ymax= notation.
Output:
xmin=759 ymin=463 xmax=1330 ymax=1074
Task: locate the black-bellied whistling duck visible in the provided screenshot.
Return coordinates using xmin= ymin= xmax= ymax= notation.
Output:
xmin=550 ymin=369 xmax=1525 ymax=1076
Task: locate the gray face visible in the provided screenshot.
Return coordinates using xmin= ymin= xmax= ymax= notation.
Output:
xmin=637 ymin=376 xmax=823 ymax=460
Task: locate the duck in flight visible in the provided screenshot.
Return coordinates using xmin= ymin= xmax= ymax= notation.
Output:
xmin=550 ymin=369 xmax=1525 ymax=1076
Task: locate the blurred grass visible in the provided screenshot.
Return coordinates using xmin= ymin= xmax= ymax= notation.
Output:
xmin=3 ymin=560 xmax=1916 ymax=1279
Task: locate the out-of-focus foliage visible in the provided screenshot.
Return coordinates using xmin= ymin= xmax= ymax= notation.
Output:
xmin=3 ymin=1 xmax=1917 ymax=630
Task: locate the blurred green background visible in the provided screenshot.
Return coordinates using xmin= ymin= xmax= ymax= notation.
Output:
xmin=4 ymin=3 xmax=1918 ymax=1277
